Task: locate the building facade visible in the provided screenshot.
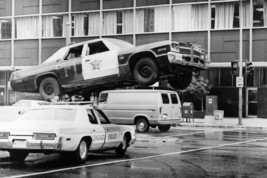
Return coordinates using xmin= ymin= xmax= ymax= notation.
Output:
xmin=0 ymin=0 xmax=267 ymax=117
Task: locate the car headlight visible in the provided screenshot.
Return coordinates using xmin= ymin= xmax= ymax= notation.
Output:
xmin=33 ymin=133 xmax=56 ymax=140
xmin=0 ymin=132 xmax=10 ymax=139
xmin=171 ymin=43 xmax=180 ymax=53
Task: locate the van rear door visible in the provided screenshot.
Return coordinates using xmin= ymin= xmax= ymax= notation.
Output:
xmin=160 ymin=93 xmax=172 ymax=120
xmin=170 ymin=93 xmax=182 ymax=119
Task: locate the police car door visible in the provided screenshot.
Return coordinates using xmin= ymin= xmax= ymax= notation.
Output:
xmin=87 ymin=110 xmax=105 ymax=150
xmin=82 ymin=40 xmax=119 ymax=80
xmin=93 ymin=109 xmax=121 ymax=148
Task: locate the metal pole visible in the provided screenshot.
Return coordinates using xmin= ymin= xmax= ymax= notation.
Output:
xmin=238 ymin=0 xmax=243 ymax=125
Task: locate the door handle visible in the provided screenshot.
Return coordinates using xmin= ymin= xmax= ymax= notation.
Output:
xmin=93 ymin=129 xmax=96 ymax=132
xmin=56 ymin=66 xmax=61 ymax=69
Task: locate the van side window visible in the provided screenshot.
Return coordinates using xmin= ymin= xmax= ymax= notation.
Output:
xmin=99 ymin=93 xmax=108 ymax=103
xmin=170 ymin=94 xmax=178 ymax=104
xmin=161 ymin=93 xmax=169 ymax=104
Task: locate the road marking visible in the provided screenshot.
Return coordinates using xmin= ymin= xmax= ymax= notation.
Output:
xmin=5 ymin=137 xmax=267 ymax=178
xmin=168 ymin=128 xmax=243 ymax=137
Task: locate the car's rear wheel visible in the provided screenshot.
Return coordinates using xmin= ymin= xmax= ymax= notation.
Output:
xmin=167 ymin=72 xmax=192 ymax=89
xmin=72 ymin=139 xmax=89 ymax=164
xmin=136 ymin=118 xmax=149 ymax=133
xmin=158 ymin=125 xmax=171 ymax=132
xmin=39 ymin=77 xmax=62 ymax=100
xmin=133 ymin=57 xmax=159 ymax=86
xmin=115 ymin=135 xmax=128 ymax=156
xmin=9 ymin=150 xmax=29 ymax=162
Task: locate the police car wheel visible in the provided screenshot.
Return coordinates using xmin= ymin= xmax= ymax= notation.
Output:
xmin=39 ymin=77 xmax=62 ymax=100
xmin=158 ymin=125 xmax=171 ymax=132
xmin=133 ymin=57 xmax=159 ymax=86
xmin=168 ymin=72 xmax=192 ymax=89
xmin=115 ymin=135 xmax=128 ymax=156
xmin=136 ymin=118 xmax=149 ymax=133
xmin=73 ymin=139 xmax=88 ymax=164
xmin=9 ymin=150 xmax=29 ymax=162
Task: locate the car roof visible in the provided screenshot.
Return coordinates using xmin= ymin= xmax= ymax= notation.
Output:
xmin=29 ymin=104 xmax=94 ymax=110
xmin=100 ymin=89 xmax=177 ymax=94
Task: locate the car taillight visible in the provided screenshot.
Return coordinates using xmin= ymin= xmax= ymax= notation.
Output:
xmin=34 ymin=133 xmax=56 ymax=140
xmin=159 ymin=106 xmax=162 ymax=114
xmin=0 ymin=132 xmax=10 ymax=139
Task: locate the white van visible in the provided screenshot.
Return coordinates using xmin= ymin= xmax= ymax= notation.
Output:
xmin=98 ymin=89 xmax=182 ymax=132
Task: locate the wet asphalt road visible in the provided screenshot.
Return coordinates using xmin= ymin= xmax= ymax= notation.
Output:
xmin=1 ymin=126 xmax=267 ymax=178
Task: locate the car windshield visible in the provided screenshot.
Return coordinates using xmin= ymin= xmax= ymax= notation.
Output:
xmin=43 ymin=47 xmax=69 ymax=64
xmin=105 ymin=38 xmax=134 ymax=49
xmin=19 ymin=108 xmax=77 ymax=121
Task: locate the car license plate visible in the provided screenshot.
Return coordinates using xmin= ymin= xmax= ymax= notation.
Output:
xmin=13 ymin=140 xmax=27 ymax=148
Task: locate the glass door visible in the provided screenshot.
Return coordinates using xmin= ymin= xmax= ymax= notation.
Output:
xmin=246 ymin=88 xmax=257 ymax=117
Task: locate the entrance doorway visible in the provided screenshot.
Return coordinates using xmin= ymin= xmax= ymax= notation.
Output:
xmin=246 ymin=88 xmax=257 ymax=117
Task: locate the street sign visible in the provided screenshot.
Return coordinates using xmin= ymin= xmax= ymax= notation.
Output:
xmin=236 ymin=76 xmax=244 ymax=87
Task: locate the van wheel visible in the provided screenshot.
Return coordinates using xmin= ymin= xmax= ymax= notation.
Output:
xmin=133 ymin=57 xmax=159 ymax=86
xmin=158 ymin=125 xmax=171 ymax=132
xmin=136 ymin=118 xmax=149 ymax=133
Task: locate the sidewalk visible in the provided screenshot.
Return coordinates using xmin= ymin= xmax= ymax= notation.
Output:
xmin=181 ymin=117 xmax=267 ymax=128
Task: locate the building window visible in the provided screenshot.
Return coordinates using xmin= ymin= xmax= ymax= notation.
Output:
xmin=136 ymin=7 xmax=170 ymax=33
xmin=253 ymin=0 xmax=267 ymax=27
xmin=211 ymin=1 xmax=252 ymax=29
xmin=15 ymin=16 xmax=39 ymax=39
xmin=72 ymin=13 xmax=100 ymax=36
xmin=103 ymin=10 xmax=133 ymax=35
xmin=0 ymin=19 xmax=12 ymax=39
xmin=42 ymin=15 xmax=69 ymax=38
xmin=173 ymin=4 xmax=208 ymax=31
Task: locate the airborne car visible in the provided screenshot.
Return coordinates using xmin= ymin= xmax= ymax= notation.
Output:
xmin=0 ymin=105 xmax=135 ymax=164
xmin=10 ymin=38 xmax=208 ymax=100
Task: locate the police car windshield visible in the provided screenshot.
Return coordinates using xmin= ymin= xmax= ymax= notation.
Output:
xmin=105 ymin=38 xmax=134 ymax=49
xmin=43 ymin=47 xmax=69 ymax=64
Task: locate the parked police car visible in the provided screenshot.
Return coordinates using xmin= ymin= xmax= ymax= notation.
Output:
xmin=0 ymin=104 xmax=136 ymax=164
xmin=10 ymin=38 xmax=208 ymax=100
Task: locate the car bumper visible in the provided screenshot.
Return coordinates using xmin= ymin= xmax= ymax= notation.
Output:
xmin=0 ymin=137 xmax=62 ymax=151
xmin=167 ymin=51 xmax=207 ymax=69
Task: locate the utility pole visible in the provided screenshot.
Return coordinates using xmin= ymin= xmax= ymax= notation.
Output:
xmin=238 ymin=0 xmax=243 ymax=125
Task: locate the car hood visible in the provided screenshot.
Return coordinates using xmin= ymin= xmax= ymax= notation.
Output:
xmin=11 ymin=61 xmax=57 ymax=80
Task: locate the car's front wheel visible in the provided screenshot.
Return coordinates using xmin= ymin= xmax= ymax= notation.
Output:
xmin=133 ymin=57 xmax=159 ymax=86
xmin=167 ymin=72 xmax=192 ymax=89
xmin=9 ymin=150 xmax=29 ymax=162
xmin=39 ymin=77 xmax=62 ymax=100
xmin=115 ymin=135 xmax=128 ymax=156
xmin=72 ymin=139 xmax=89 ymax=164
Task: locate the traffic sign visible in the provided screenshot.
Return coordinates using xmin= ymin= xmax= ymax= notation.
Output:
xmin=236 ymin=76 xmax=244 ymax=87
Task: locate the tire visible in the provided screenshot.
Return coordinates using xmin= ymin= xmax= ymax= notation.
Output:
xmin=72 ymin=139 xmax=89 ymax=164
xmin=133 ymin=57 xmax=159 ymax=86
xmin=39 ymin=77 xmax=62 ymax=100
xmin=136 ymin=118 xmax=149 ymax=133
xmin=158 ymin=125 xmax=171 ymax=132
xmin=168 ymin=72 xmax=192 ymax=89
xmin=9 ymin=150 xmax=29 ymax=162
xmin=115 ymin=135 xmax=128 ymax=156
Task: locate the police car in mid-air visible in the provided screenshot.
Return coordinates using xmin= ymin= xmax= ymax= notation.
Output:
xmin=10 ymin=38 xmax=208 ymax=100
